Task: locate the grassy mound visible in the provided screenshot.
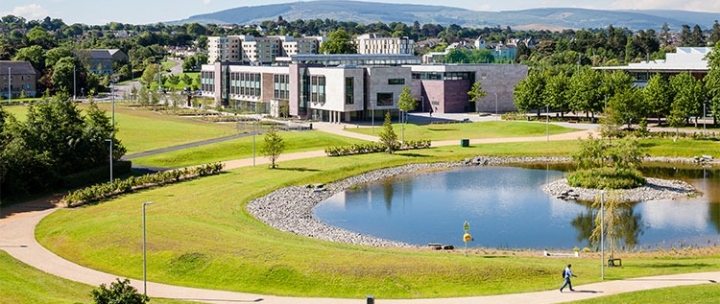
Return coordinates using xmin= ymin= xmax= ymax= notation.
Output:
xmin=567 ymin=167 xmax=646 ymax=189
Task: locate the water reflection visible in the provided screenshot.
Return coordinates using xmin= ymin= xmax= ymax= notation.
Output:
xmin=313 ymin=165 xmax=720 ymax=250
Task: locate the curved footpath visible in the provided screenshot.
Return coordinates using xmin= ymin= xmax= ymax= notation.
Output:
xmin=2 ymin=122 xmax=719 ymax=303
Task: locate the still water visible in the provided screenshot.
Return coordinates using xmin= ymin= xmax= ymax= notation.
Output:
xmin=313 ymin=165 xmax=720 ymax=250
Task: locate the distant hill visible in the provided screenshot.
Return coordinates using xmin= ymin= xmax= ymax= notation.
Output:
xmin=170 ymin=0 xmax=720 ymax=31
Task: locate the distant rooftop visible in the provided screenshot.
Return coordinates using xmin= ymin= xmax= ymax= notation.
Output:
xmin=594 ymin=47 xmax=712 ymax=72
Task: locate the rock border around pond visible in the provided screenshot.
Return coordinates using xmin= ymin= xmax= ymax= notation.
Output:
xmin=246 ymin=156 xmax=704 ymax=248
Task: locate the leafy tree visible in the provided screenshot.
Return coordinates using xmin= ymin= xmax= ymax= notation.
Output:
xmin=13 ymin=45 xmax=45 ymax=71
xmin=606 ymin=87 xmax=643 ymax=129
xmin=513 ymin=71 xmax=546 ymax=116
xmin=568 ymin=68 xmax=603 ymax=117
xmin=181 ymin=73 xmax=192 ymax=86
xmin=397 ymin=85 xmax=417 ymax=123
xmin=141 ymin=64 xmax=160 ymax=88
xmin=542 ymin=73 xmax=570 ymax=116
xmin=643 ymin=73 xmax=673 ymax=124
xmin=378 ymin=111 xmax=398 ymax=154
xmin=670 ymin=72 xmax=704 ymax=126
xmin=706 ymin=42 xmax=720 ymax=125
xmin=261 ymin=125 xmax=285 ymax=169
xmin=51 ymin=57 xmax=78 ymax=94
xmin=319 ymin=29 xmax=356 ymax=54
xmin=90 ymin=278 xmax=148 ymax=304
xmin=467 ymin=81 xmax=487 ymax=105
xmin=182 ymin=56 xmax=196 ymax=71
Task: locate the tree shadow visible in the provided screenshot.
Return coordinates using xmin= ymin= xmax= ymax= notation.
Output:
xmin=273 ymin=167 xmax=321 ymax=172
xmin=397 ymin=153 xmax=430 ymax=158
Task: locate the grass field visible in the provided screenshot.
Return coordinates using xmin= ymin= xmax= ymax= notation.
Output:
xmin=569 ymin=283 xmax=720 ymax=304
xmin=35 ymin=140 xmax=720 ymax=299
xmin=348 ymin=120 xmax=576 ymax=140
xmin=0 ymin=251 xmax=197 ymax=304
xmin=132 ymin=130 xmax=369 ymax=167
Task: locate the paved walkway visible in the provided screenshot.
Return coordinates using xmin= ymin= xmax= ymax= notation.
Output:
xmin=3 ymin=121 xmax=720 ymax=303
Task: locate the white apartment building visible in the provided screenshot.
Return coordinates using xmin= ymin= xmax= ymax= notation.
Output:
xmin=356 ymin=33 xmax=414 ymax=55
xmin=207 ymin=35 xmax=323 ymax=65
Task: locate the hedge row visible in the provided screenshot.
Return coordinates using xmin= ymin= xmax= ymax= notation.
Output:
xmin=63 ymin=162 xmax=224 ymax=207
xmin=62 ymin=161 xmax=133 ymax=189
xmin=325 ymin=140 xmax=431 ymax=157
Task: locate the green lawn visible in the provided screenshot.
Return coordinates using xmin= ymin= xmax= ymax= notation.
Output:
xmin=132 ymin=130 xmax=370 ymax=168
xmin=569 ymin=283 xmax=720 ymax=304
xmin=2 ymin=104 xmax=29 ymax=121
xmin=93 ymin=103 xmax=238 ymax=154
xmin=0 ymin=251 xmax=197 ymax=304
xmin=348 ymin=120 xmax=578 ymax=140
xmin=163 ymin=72 xmax=199 ymax=91
xmin=35 ymin=140 xmax=720 ymax=299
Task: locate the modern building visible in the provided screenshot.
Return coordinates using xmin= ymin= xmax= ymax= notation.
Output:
xmin=355 ymin=33 xmax=414 ymax=55
xmin=200 ymin=54 xmax=527 ymax=122
xmin=207 ymin=35 xmax=324 ymax=65
xmin=0 ymin=61 xmax=38 ymax=98
xmin=593 ymin=47 xmax=712 ymax=86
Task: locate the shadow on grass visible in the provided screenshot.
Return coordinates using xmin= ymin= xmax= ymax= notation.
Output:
xmin=633 ymin=263 xmax=712 ymax=268
xmin=428 ymin=128 xmax=458 ymax=132
xmin=398 ymin=153 xmax=430 ymax=158
xmin=274 ymin=167 xmax=321 ymax=172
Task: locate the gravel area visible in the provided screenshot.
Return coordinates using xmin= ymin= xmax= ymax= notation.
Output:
xmin=246 ymin=156 xmax=705 ymax=248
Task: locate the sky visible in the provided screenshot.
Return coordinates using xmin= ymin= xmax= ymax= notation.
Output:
xmin=2 ymin=0 xmax=720 ymax=25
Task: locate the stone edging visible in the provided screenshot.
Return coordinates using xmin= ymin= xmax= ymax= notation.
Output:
xmin=246 ymin=156 xmax=705 ymax=248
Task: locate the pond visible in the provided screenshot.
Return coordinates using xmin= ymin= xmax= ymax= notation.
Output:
xmin=313 ymin=165 xmax=720 ymax=250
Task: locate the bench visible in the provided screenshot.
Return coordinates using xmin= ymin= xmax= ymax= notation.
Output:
xmin=608 ymin=258 xmax=622 ymax=267
xmin=568 ymin=120 xmax=578 ymax=124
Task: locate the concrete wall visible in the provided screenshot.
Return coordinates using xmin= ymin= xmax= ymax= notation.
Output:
xmin=472 ymin=65 xmax=528 ymax=113
xmin=365 ymin=66 xmax=412 ymax=112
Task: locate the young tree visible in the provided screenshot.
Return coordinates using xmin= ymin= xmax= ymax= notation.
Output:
xmin=261 ymin=125 xmax=285 ymax=169
xmin=569 ymin=68 xmax=603 ymax=117
xmin=91 ymin=278 xmax=148 ymax=304
xmin=141 ymin=64 xmax=159 ymax=88
xmin=542 ymin=73 xmax=570 ymax=116
xmin=397 ymin=85 xmax=417 ymax=123
xmin=378 ymin=111 xmax=398 ymax=153
xmin=705 ymin=42 xmax=720 ymax=125
xmin=467 ymin=80 xmax=487 ymax=108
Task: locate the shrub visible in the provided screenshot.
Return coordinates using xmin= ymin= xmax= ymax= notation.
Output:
xmin=64 ymin=162 xmax=224 ymax=207
xmin=62 ymin=161 xmax=132 ymax=188
xmin=325 ymin=140 xmax=431 ymax=157
xmin=91 ymin=278 xmax=148 ymax=304
xmin=566 ymin=167 xmax=646 ymax=189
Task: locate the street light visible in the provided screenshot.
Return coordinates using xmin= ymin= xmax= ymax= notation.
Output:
xmin=104 ymin=139 xmax=113 ymax=184
xmin=7 ymin=67 xmax=10 ymax=102
xmin=142 ymin=201 xmax=153 ymax=297
xmin=546 ymin=104 xmax=549 ymax=142
xmin=600 ymin=190 xmax=605 ymax=280
xmin=493 ymin=92 xmax=498 ymax=115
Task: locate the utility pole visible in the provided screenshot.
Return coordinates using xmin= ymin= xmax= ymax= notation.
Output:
xmin=8 ymin=67 xmax=11 ymax=102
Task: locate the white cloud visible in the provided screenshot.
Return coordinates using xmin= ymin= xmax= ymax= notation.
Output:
xmin=203 ymin=0 xmax=212 ymax=4
xmin=0 ymin=4 xmax=49 ymax=20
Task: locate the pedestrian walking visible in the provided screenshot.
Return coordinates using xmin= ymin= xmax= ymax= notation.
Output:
xmin=560 ymin=264 xmax=577 ymax=292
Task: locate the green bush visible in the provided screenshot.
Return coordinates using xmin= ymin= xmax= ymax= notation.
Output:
xmin=63 ymin=162 xmax=224 ymax=207
xmin=566 ymin=167 xmax=646 ymax=189
xmin=325 ymin=140 xmax=431 ymax=157
xmin=91 ymin=278 xmax=148 ymax=304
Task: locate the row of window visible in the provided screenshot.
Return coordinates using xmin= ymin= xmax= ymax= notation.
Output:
xmin=274 ymin=74 xmax=290 ymax=100
xmin=310 ymin=75 xmax=326 ymax=104
xmin=230 ymin=72 xmax=262 ymax=97
xmin=2 ymin=84 xmax=32 ymax=90
xmin=411 ymin=72 xmax=473 ymax=80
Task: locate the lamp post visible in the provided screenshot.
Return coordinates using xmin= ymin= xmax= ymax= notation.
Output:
xmin=600 ymin=190 xmax=605 ymax=280
xmin=546 ymin=104 xmax=549 ymax=142
xmin=104 ymin=139 xmax=113 ymax=184
xmin=252 ymin=120 xmax=256 ymax=167
xmin=142 ymin=201 xmax=153 ymax=297
xmin=703 ymin=100 xmax=707 ymax=134
xmin=73 ymin=65 xmax=76 ymax=101
xmin=7 ymin=67 xmax=10 ymax=102
xmin=494 ymin=92 xmax=498 ymax=115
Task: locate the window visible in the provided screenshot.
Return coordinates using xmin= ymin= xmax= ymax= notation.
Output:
xmin=345 ymin=77 xmax=354 ymax=105
xmin=310 ymin=75 xmax=326 ymax=104
xmin=388 ymin=78 xmax=405 ymax=85
xmin=377 ymin=93 xmax=394 ymax=106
